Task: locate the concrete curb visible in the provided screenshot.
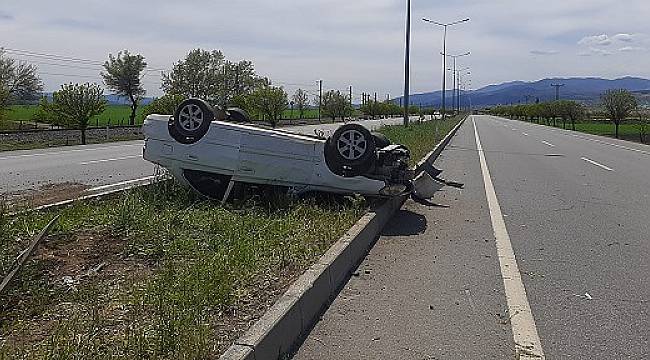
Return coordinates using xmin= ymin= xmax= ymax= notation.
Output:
xmin=220 ymin=116 xmax=467 ymax=360
xmin=8 ymin=175 xmax=164 ymax=217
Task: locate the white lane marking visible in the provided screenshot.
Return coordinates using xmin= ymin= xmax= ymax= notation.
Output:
xmin=581 ymin=157 xmax=614 ymax=171
xmin=0 ymin=143 xmax=143 ymax=161
xmin=522 ymin=132 xmax=529 ymax=136
xmin=80 ymin=155 xmax=140 ymax=165
xmin=472 ymin=117 xmax=545 ymax=360
xmin=87 ymin=175 xmax=157 ymax=193
xmin=541 ymin=141 xmax=555 ymax=147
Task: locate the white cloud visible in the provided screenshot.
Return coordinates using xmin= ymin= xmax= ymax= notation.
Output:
xmin=530 ymin=49 xmax=559 ymax=55
xmin=613 ymin=33 xmax=634 ymax=42
xmin=619 ymin=46 xmax=644 ymax=52
xmin=578 ymin=34 xmax=612 ymax=46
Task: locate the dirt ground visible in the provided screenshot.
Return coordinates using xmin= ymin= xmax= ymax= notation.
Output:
xmin=3 ymin=182 xmax=89 ymax=210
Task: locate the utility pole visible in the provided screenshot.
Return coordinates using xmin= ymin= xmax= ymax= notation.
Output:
xmin=551 ymin=83 xmax=564 ymax=101
xmin=403 ymin=0 xmax=411 ymax=126
xmin=349 ymin=86 xmax=353 ymax=109
xmin=375 ymin=92 xmax=377 ymax=103
xmin=451 ymin=57 xmax=456 ymax=114
xmin=318 ymin=80 xmax=323 ymax=123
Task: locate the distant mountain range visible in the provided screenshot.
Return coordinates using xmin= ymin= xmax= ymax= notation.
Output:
xmin=397 ymin=77 xmax=650 ymax=108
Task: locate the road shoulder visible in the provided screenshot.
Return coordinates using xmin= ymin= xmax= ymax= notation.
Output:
xmin=293 ymin=119 xmax=514 ymax=359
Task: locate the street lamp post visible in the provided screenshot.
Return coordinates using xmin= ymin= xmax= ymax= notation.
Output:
xmin=422 ymin=17 xmax=470 ymax=120
xmin=445 ymin=52 xmax=470 ymax=114
xmin=403 ymin=0 xmax=411 ymax=126
xmin=457 ymin=69 xmax=470 ymax=112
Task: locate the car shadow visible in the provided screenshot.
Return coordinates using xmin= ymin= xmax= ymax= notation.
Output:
xmin=381 ymin=209 xmax=428 ymax=236
xmin=411 ymin=196 xmax=450 ymax=208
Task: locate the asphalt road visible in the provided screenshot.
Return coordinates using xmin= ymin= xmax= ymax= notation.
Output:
xmin=0 ymin=117 xmax=422 ymax=196
xmin=293 ymin=115 xmax=648 ymax=359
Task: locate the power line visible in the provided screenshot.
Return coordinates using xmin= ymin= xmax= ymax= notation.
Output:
xmin=1 ymin=46 xmax=169 ymax=72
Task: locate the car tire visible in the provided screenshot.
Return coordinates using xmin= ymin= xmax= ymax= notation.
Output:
xmin=372 ymin=132 xmax=391 ymax=148
xmin=169 ymin=99 xmax=214 ymax=144
xmin=325 ymin=124 xmax=376 ymax=177
xmin=226 ymin=107 xmax=251 ymax=123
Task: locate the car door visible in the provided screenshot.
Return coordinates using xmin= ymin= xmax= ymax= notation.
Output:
xmin=236 ymin=129 xmax=316 ymax=186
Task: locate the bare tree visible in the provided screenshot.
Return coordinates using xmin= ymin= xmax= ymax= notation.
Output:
xmin=601 ymin=89 xmax=637 ymax=138
xmin=0 ymin=50 xmax=43 ymax=119
xmin=292 ymin=89 xmax=309 ymax=120
xmin=52 ymin=83 xmax=107 ymax=145
xmin=102 ymin=50 xmax=147 ymax=125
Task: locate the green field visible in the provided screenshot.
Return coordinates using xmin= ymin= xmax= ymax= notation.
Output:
xmin=5 ymin=105 xmax=146 ymax=127
xmin=544 ymin=119 xmax=649 ymax=143
xmin=5 ymin=105 xmax=325 ymax=127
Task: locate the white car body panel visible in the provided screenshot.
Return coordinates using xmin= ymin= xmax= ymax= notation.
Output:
xmin=143 ymin=115 xmax=387 ymax=195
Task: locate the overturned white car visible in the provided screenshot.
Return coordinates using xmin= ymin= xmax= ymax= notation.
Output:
xmin=142 ymin=99 xmax=456 ymax=201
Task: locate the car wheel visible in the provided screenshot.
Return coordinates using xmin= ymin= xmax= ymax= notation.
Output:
xmin=325 ymin=124 xmax=376 ymax=177
xmin=372 ymin=132 xmax=391 ymax=148
xmin=169 ymin=99 xmax=214 ymax=144
xmin=226 ymin=107 xmax=251 ymax=123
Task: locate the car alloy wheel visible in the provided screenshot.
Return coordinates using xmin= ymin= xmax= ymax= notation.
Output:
xmin=178 ymin=103 xmax=204 ymax=132
xmin=337 ymin=129 xmax=368 ymax=160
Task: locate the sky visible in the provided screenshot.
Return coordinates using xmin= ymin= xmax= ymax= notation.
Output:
xmin=1 ymin=0 xmax=649 ymax=101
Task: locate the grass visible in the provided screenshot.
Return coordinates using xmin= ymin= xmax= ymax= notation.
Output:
xmin=0 ymin=179 xmax=365 ymax=359
xmin=378 ymin=114 xmax=465 ymax=162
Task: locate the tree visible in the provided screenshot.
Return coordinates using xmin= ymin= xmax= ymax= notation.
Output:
xmin=635 ymin=107 xmax=648 ymax=143
xmin=292 ymin=89 xmax=309 ymax=120
xmin=556 ymin=100 xmax=585 ymax=131
xmin=321 ymin=90 xmax=352 ymax=120
xmin=102 ymin=50 xmax=147 ymax=125
xmin=141 ymin=94 xmax=185 ymax=119
xmin=52 ymin=83 xmax=107 ymax=145
xmin=0 ymin=50 xmax=43 ymax=120
xmin=161 ymin=49 xmax=266 ymax=107
xmin=360 ymin=100 xmax=380 ymax=119
xmin=601 ymin=89 xmax=637 ymax=138
xmin=31 ymin=97 xmax=65 ymax=127
xmin=249 ymin=85 xmax=288 ymax=127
